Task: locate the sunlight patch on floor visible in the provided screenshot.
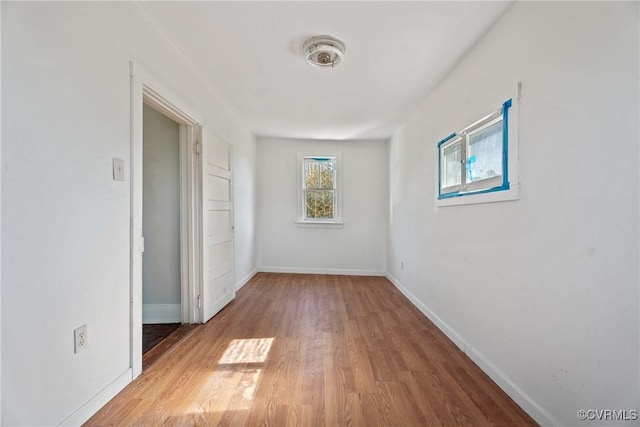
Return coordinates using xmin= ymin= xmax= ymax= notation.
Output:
xmin=188 ymin=338 xmax=275 ymax=415
xmin=219 ymin=337 xmax=274 ymax=364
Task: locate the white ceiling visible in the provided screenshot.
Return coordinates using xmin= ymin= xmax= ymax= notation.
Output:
xmin=138 ymin=1 xmax=513 ymax=141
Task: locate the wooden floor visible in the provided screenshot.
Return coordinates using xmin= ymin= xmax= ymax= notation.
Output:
xmin=86 ymin=273 xmax=537 ymax=426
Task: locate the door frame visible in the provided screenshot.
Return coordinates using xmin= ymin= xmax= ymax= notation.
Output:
xmin=129 ymin=61 xmax=202 ymax=378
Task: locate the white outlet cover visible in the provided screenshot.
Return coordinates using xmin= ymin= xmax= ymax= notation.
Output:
xmin=74 ymin=325 xmax=88 ymax=353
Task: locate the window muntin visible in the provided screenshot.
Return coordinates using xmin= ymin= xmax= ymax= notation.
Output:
xmin=438 ymin=99 xmax=512 ymax=199
xmin=302 ymin=156 xmax=337 ymax=221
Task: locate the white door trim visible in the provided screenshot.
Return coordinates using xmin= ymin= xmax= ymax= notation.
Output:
xmin=129 ymin=61 xmax=203 ymax=378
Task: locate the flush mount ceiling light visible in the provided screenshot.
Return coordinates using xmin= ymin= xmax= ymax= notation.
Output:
xmin=303 ymin=35 xmax=346 ymax=68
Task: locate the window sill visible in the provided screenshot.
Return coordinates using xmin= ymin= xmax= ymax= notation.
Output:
xmin=436 ymin=186 xmax=519 ymax=207
xmin=295 ymin=220 xmax=344 ymax=229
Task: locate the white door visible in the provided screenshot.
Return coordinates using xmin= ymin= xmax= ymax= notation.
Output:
xmin=201 ymin=130 xmax=235 ymax=322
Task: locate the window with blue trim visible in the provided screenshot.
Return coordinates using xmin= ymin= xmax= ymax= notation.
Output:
xmin=438 ymin=99 xmax=512 ymax=199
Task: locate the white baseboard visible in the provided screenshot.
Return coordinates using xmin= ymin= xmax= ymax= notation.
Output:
xmin=58 ymin=368 xmax=132 ymax=426
xmin=258 ymin=266 xmax=386 ymax=276
xmin=236 ymin=269 xmax=257 ymax=291
xmin=385 ymin=274 xmax=559 ymax=427
xmin=142 ymin=303 xmax=181 ymax=324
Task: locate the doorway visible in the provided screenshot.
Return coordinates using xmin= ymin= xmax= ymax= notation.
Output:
xmin=130 ymin=62 xmax=203 ymax=378
xmin=141 ymin=104 xmax=182 ymax=367
xmin=130 ymin=62 xmax=236 ymax=378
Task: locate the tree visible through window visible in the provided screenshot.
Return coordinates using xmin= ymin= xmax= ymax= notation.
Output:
xmin=303 ymin=156 xmax=337 ymax=220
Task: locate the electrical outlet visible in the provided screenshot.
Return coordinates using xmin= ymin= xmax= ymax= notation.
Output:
xmin=74 ymin=325 xmax=88 ymax=353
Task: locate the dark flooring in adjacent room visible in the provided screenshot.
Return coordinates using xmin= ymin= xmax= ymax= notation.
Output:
xmin=143 ymin=323 xmax=181 ymax=354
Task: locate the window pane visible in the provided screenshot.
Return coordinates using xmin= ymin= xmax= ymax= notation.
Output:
xmin=442 ymin=140 xmax=462 ymax=188
xmin=468 ymin=119 xmax=503 ymax=182
xmin=304 ymin=161 xmax=319 ymax=189
xmin=304 ymin=159 xmax=335 ymax=189
xmin=305 ymin=190 xmax=334 ymax=219
xmin=319 ymin=162 xmax=334 ymax=189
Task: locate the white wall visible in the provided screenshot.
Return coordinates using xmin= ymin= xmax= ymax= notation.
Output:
xmin=1 ymin=2 xmax=257 ymax=425
xmin=387 ymin=2 xmax=639 ymax=426
xmin=258 ymin=138 xmax=387 ymax=275
xmin=233 ymin=121 xmax=258 ymax=290
xmin=142 ymin=105 xmax=181 ymax=322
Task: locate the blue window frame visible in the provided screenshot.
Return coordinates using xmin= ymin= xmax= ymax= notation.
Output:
xmin=438 ymin=99 xmax=512 ymax=200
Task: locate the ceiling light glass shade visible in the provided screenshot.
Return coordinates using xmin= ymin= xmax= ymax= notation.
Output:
xmin=303 ymin=35 xmax=346 ymax=68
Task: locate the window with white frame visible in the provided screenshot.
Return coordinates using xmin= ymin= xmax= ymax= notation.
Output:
xmin=438 ymin=99 xmax=514 ymax=201
xmin=298 ymin=155 xmax=341 ymax=223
